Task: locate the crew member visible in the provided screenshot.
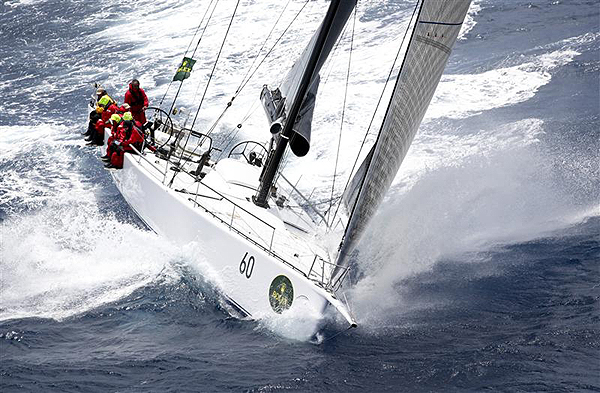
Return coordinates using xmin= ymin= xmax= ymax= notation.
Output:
xmin=96 ymin=88 xmax=108 ymax=102
xmin=105 ymin=112 xmax=144 ymax=169
xmin=124 ymin=79 xmax=149 ymax=124
xmin=101 ymin=114 xmax=123 ymax=162
xmin=118 ymin=103 xmax=131 ymax=114
xmin=84 ymin=110 xmax=102 ymax=139
xmin=100 ymin=96 xmax=119 ymax=123
xmin=84 ymin=88 xmax=108 ymax=138
xmin=87 ymin=95 xmax=119 ymax=146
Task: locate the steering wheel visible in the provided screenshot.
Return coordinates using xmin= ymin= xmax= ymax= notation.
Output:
xmin=228 ymin=141 xmax=268 ymax=165
xmin=145 ymin=106 xmax=174 ymax=149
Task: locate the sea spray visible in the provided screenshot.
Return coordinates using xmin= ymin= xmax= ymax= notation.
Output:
xmin=348 ymin=118 xmax=598 ymax=324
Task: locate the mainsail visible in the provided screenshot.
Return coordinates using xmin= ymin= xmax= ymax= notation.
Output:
xmin=332 ymin=0 xmax=472 ymax=283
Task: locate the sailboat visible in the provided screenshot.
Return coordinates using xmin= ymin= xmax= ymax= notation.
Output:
xmin=94 ymin=0 xmax=472 ymax=333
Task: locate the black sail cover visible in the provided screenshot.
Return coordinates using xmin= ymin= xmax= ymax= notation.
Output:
xmin=333 ymin=0 xmax=472 ymax=283
xmin=279 ymin=0 xmax=356 ymax=157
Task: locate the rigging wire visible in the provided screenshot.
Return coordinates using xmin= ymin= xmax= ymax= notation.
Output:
xmin=327 ymin=5 xmax=356 ymax=226
xmin=190 ymin=0 xmax=219 ymax=59
xmin=236 ymin=0 xmax=311 ymax=96
xmin=190 ymin=0 xmax=240 ymax=132
xmin=216 ymin=99 xmax=262 ymax=160
xmin=169 ymin=0 xmax=221 ymax=116
xmin=190 ymin=0 xmax=312 ymax=156
xmin=235 ymin=0 xmax=293 ymax=95
xmin=276 ymin=2 xmax=351 ymax=213
xmin=321 ymin=19 xmax=350 ymax=87
xmin=168 ymin=0 xmax=241 ymax=188
xmin=188 ymin=0 xmax=294 ymax=145
xmin=275 ymin=148 xmax=291 ymax=185
xmin=186 ymin=0 xmax=222 ymax=111
xmin=329 ymin=0 xmax=421 ymax=227
xmin=158 ymin=0 xmax=216 ymax=108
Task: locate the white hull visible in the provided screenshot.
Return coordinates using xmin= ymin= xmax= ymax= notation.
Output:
xmin=100 ymin=131 xmax=355 ymax=333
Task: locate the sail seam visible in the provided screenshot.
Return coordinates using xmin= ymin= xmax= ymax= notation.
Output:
xmin=418 ymin=20 xmax=463 ymax=26
xmin=415 ymin=35 xmax=451 ymax=54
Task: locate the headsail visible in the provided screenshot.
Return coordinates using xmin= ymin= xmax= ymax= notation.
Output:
xmin=332 ymin=0 xmax=472 ymax=284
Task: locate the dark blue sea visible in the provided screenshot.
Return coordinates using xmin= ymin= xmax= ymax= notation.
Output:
xmin=1 ymin=0 xmax=599 ymax=391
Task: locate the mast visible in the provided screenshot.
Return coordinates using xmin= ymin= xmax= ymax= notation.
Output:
xmin=254 ymin=0 xmax=354 ymax=207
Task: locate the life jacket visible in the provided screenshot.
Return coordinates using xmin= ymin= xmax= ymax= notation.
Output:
xmin=96 ymin=94 xmax=115 ymax=112
xmin=96 ymin=93 xmax=115 ymax=104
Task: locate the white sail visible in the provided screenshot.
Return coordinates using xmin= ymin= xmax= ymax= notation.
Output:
xmin=333 ymin=0 xmax=472 ymax=283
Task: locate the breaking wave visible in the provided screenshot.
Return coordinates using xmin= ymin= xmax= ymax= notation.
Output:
xmin=431 ymin=32 xmax=599 ymax=120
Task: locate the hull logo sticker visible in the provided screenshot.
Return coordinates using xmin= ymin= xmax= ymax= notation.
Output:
xmin=269 ymin=275 xmax=293 ymax=313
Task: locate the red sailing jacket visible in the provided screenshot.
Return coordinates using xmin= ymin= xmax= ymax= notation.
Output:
xmin=95 ymin=120 xmax=105 ymax=135
xmin=101 ymin=103 xmax=119 ymax=123
xmin=109 ymin=121 xmax=145 ymax=168
xmin=117 ymin=121 xmax=144 ymax=149
xmin=124 ymin=83 xmax=149 ymax=124
xmin=106 ymin=120 xmax=122 ymax=146
xmin=124 ymin=124 xmax=144 ymax=148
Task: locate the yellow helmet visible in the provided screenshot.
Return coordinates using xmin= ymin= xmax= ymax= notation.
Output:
xmin=122 ymin=112 xmax=133 ymax=121
xmin=110 ymin=114 xmax=122 ymax=123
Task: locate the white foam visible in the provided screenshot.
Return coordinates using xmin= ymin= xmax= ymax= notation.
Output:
xmin=0 ymin=124 xmax=89 ymax=210
xmin=254 ymin=296 xmax=325 ymax=342
xmin=396 ymin=118 xmax=545 ymax=190
xmin=0 ymin=122 xmax=183 ymax=321
xmin=4 ymin=0 xmax=45 ymax=7
xmin=430 ymin=47 xmax=580 ymax=120
xmin=0 ymin=200 xmax=180 ymax=321
xmin=348 ymin=118 xmax=599 ymax=324
xmin=459 ymin=0 xmax=481 ymax=39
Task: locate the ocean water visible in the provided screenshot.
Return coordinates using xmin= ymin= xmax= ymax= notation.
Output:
xmin=1 ymin=0 xmax=599 ymax=391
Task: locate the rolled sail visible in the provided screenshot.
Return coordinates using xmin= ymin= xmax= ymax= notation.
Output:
xmin=333 ymin=0 xmax=472 ymax=283
xmin=277 ymin=0 xmax=355 ymax=156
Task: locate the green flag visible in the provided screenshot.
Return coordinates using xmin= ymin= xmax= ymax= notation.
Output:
xmin=173 ymin=57 xmax=196 ymax=82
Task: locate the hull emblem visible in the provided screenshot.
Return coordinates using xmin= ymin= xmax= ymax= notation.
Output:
xmin=269 ymin=275 xmax=294 ymax=313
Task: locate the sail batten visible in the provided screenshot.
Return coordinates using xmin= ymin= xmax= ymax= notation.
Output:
xmin=333 ymin=0 xmax=472 ymax=282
